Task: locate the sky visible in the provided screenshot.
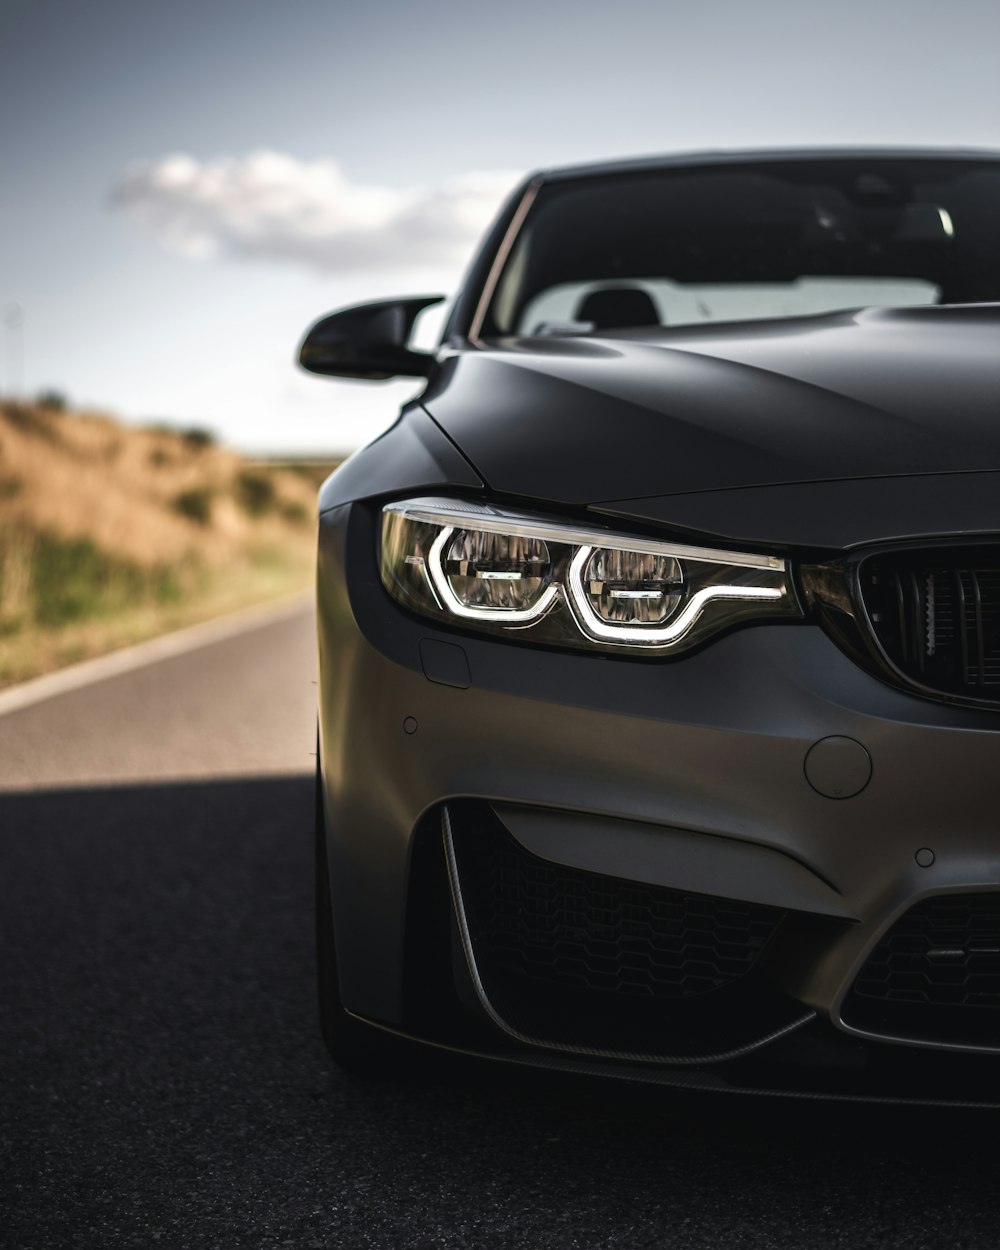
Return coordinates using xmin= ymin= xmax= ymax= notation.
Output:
xmin=1 ymin=0 xmax=999 ymax=456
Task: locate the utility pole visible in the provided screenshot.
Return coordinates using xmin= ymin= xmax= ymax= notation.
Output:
xmin=2 ymin=302 xmax=24 ymax=398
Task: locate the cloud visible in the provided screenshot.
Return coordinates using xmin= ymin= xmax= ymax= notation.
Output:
xmin=112 ymin=151 xmax=522 ymax=273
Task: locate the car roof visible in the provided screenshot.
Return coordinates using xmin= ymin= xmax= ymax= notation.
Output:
xmin=536 ymin=146 xmax=1000 ymax=183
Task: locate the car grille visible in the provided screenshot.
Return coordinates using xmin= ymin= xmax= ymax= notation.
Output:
xmin=859 ymin=550 xmax=1000 ymax=701
xmin=481 ymin=823 xmax=779 ymax=1001
xmin=846 ymin=894 xmax=1000 ymax=1048
xmin=446 ymin=801 xmax=801 ymax=1059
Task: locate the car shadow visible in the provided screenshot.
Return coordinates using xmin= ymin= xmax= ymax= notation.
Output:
xmin=2 ymin=775 xmax=998 ymax=1248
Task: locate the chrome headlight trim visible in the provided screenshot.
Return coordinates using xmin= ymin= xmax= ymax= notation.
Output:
xmin=385 ymin=497 xmax=784 ymax=571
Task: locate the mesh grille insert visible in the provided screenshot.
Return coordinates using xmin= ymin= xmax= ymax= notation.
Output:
xmin=484 ymin=823 xmax=781 ymax=1000
xmin=846 ymin=894 xmax=1000 ymax=1048
xmin=447 ymin=801 xmax=799 ymax=1058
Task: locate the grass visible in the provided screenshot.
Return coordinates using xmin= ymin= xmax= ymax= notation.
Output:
xmin=8 ymin=529 xmax=181 ymax=628
xmin=0 ymin=545 xmax=313 ymax=685
xmin=235 ymin=469 xmax=276 ymax=517
xmin=0 ymin=400 xmax=338 ymax=688
xmin=173 ymin=486 xmax=215 ymax=525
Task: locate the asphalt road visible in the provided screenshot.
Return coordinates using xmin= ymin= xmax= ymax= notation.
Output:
xmin=3 ymin=604 xmax=1000 ymax=1249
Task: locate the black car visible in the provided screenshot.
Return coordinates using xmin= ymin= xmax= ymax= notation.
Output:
xmin=302 ymin=148 xmax=1000 ymax=1103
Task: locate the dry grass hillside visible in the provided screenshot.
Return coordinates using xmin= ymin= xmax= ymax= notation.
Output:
xmin=0 ymin=399 xmax=338 ymax=687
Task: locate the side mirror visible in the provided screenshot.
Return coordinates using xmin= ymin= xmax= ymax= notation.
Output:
xmin=297 ymin=295 xmax=445 ymax=381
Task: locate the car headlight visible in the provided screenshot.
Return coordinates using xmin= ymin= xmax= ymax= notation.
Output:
xmin=380 ymin=497 xmax=799 ymax=655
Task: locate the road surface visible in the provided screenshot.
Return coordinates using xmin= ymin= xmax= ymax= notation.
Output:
xmin=2 ymin=602 xmax=999 ymax=1249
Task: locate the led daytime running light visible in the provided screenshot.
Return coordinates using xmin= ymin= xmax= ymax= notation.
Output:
xmin=567 ymin=545 xmax=783 ymax=644
xmin=428 ymin=526 xmax=560 ymax=622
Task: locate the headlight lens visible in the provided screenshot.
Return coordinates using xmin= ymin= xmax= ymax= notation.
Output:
xmin=435 ymin=528 xmax=555 ymax=619
xmin=582 ymin=548 xmax=683 ymax=625
xmin=380 ymin=497 xmax=799 ymax=655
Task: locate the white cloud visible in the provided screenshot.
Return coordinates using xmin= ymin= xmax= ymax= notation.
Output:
xmin=112 ymin=151 xmax=522 ymax=273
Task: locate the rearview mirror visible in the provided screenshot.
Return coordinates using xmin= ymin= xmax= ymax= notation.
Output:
xmin=297 ymin=295 xmax=445 ymax=381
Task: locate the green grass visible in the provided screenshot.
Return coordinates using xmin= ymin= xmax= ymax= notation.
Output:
xmin=0 ymin=527 xmax=182 ymax=631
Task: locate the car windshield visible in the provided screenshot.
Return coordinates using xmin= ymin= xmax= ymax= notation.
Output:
xmin=485 ymin=157 xmax=1000 ymax=336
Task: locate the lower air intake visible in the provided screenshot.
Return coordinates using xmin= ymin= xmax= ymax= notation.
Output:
xmin=445 ymin=801 xmax=809 ymax=1061
xmin=845 ymin=893 xmax=1000 ymax=1049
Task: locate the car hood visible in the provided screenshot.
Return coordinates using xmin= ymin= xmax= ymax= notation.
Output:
xmin=423 ymin=305 xmax=1000 ymax=529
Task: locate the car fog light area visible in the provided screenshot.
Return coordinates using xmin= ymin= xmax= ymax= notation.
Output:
xmin=380 ymin=496 xmax=800 ymax=656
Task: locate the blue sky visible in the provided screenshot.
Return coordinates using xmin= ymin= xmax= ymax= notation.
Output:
xmin=2 ymin=0 xmax=998 ymax=454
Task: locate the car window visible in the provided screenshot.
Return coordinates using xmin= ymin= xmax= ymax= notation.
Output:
xmin=486 ymin=160 xmax=1000 ymax=335
xmin=518 ymin=277 xmax=940 ymax=335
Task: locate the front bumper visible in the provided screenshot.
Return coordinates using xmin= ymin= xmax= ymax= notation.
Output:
xmin=318 ymin=501 xmax=1000 ymax=1088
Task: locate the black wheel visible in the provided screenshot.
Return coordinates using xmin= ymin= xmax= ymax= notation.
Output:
xmin=314 ymin=753 xmax=419 ymax=1076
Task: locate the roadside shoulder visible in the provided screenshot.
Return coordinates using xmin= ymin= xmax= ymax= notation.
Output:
xmin=0 ymin=592 xmax=313 ymax=718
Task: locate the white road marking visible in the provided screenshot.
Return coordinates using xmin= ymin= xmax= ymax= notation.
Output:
xmin=0 ymin=593 xmax=313 ymax=718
